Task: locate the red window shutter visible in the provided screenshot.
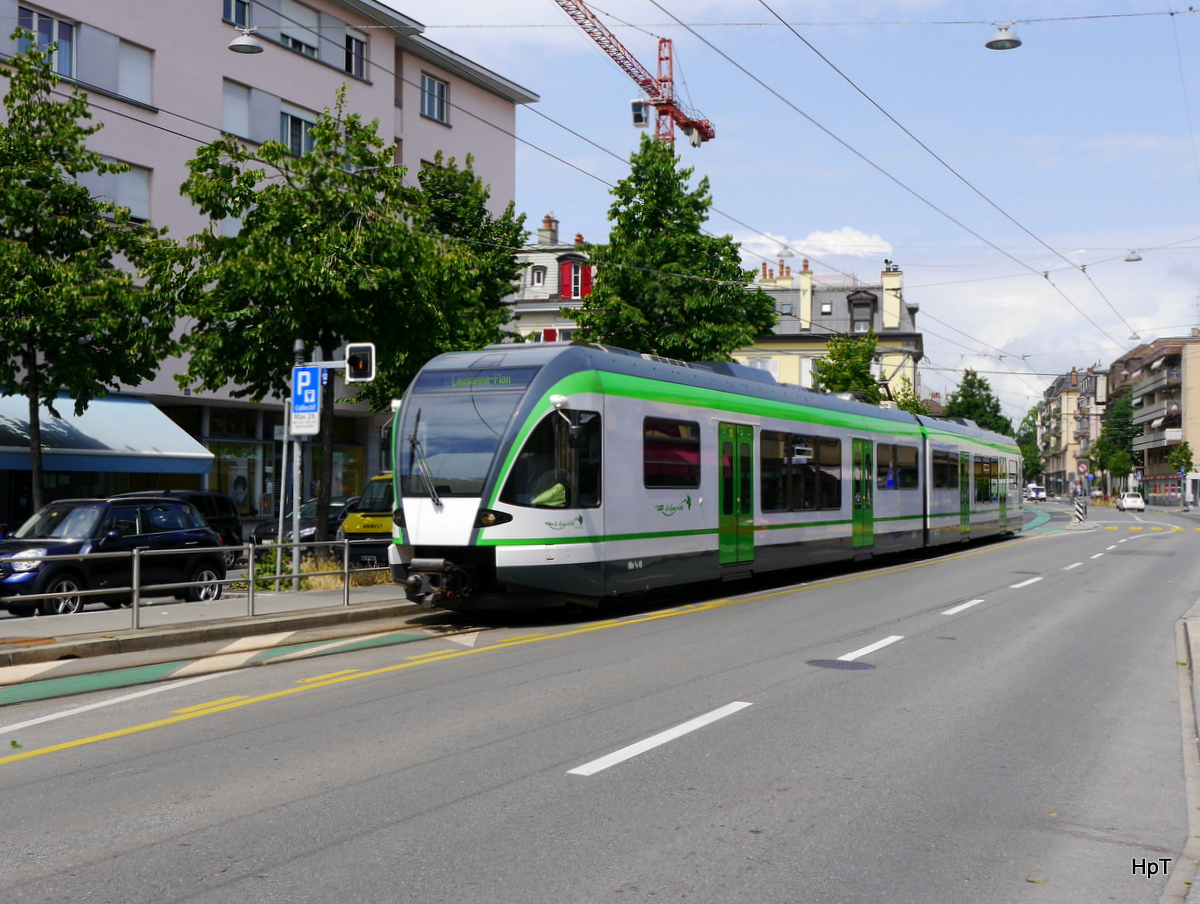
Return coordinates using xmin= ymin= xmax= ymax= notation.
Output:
xmin=559 ymin=261 xmax=573 ymax=297
xmin=581 ymin=265 xmax=592 ymax=296
xmin=544 ymin=328 xmax=558 ymax=342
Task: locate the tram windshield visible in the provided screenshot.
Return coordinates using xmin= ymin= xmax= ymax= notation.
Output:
xmin=397 ymin=367 xmax=540 ymax=497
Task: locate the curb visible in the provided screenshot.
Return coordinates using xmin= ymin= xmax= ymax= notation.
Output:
xmin=0 ymin=600 xmax=427 ymax=669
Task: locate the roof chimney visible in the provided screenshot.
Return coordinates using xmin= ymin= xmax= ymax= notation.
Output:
xmin=538 ymin=212 xmax=559 ymax=245
xmin=574 ymin=232 xmax=584 ymax=246
xmin=802 ymin=259 xmax=809 ymax=272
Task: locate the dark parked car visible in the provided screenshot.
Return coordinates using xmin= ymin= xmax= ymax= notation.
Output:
xmin=251 ymin=496 xmax=360 ymax=546
xmin=0 ymin=497 xmax=226 ymax=617
xmin=113 ymin=490 xmax=243 ymax=566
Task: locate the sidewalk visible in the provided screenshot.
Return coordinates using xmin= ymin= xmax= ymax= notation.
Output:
xmin=0 ymin=583 xmax=434 ymax=672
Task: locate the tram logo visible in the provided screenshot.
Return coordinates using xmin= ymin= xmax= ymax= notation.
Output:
xmin=545 ymin=515 xmax=584 ymax=531
xmin=655 ymin=495 xmax=693 ymax=517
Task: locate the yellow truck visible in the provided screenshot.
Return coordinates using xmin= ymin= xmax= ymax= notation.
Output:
xmin=337 ymin=473 xmax=394 ymax=566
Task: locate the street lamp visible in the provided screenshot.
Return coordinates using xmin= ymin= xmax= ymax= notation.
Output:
xmin=1124 ymin=250 xmax=1143 ymax=262
xmin=985 ymin=24 xmax=1022 ymax=51
xmin=228 ymin=27 xmax=263 ymax=54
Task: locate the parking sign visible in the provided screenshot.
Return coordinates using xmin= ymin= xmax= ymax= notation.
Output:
xmin=291 ymin=365 xmax=321 ymax=436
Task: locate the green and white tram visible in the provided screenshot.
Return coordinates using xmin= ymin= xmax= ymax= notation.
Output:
xmin=390 ymin=343 xmax=1021 ymax=610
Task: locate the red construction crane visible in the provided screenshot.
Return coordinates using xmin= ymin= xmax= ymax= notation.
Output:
xmin=553 ymin=0 xmax=715 ymax=146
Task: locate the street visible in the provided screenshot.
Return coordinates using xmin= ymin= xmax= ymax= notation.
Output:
xmin=1 ymin=505 xmax=1198 ymax=903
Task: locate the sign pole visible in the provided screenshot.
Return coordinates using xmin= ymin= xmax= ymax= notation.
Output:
xmin=292 ymin=340 xmax=305 ymax=591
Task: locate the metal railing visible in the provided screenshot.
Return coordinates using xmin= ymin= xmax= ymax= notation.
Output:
xmin=0 ymin=538 xmax=393 ymax=628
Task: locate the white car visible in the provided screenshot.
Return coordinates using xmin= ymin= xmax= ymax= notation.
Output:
xmin=1116 ymin=492 xmax=1145 ymax=512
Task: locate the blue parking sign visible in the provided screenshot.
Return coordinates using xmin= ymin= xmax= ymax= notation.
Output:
xmin=291 ymin=365 xmax=321 ymax=435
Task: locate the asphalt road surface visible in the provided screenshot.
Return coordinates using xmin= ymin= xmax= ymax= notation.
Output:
xmin=1 ymin=510 xmax=1197 ymax=903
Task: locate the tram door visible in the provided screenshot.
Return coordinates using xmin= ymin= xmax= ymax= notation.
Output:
xmin=718 ymin=423 xmax=755 ymax=565
xmin=958 ymin=454 xmax=972 ymax=536
xmin=851 ymin=439 xmax=874 ymax=548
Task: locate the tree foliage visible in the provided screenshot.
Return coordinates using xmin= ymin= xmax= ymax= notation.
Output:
xmin=1167 ymin=441 xmax=1194 ymax=474
xmin=358 ymin=151 xmax=526 ymax=408
xmin=943 ymin=370 xmax=1013 ymax=436
xmin=1095 ymin=390 xmax=1140 ymax=467
xmin=155 ymin=88 xmax=489 ymax=537
xmin=891 ymin=376 xmax=929 ymax=415
xmin=812 ymin=331 xmax=883 ymax=404
xmin=1015 ymin=407 xmax=1044 ymax=482
xmin=0 ymin=31 xmax=178 ymax=510
xmin=573 ymin=134 xmax=774 ymax=361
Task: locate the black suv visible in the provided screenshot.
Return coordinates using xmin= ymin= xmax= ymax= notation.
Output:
xmin=112 ymin=490 xmax=243 ymax=566
xmin=0 ymin=497 xmax=226 ymax=616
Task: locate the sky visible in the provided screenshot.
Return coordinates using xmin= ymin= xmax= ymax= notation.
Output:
xmin=382 ymin=1 xmax=1200 ymax=424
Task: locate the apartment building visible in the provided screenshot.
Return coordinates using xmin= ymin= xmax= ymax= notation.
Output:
xmin=731 ymin=259 xmax=924 ymax=395
xmin=1125 ymin=335 xmax=1200 ymax=505
xmin=0 ymin=0 xmax=536 ymax=528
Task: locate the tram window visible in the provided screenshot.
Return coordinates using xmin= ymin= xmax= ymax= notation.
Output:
xmin=1008 ymin=460 xmax=1018 ymax=490
xmin=760 ymin=431 xmax=787 ymax=512
xmin=721 ymin=442 xmax=734 ymax=515
xmin=499 ymin=409 xmax=601 ymax=509
xmin=759 ymin=431 xmax=839 ymax=512
xmin=876 ymin=443 xmax=895 ymax=489
xmin=739 ymin=444 xmax=752 ymax=515
xmin=974 ymin=456 xmax=997 ymax=504
xmin=932 ymin=450 xmax=959 ymax=489
xmin=644 ymin=418 xmax=701 ymax=489
xmin=818 ymin=437 xmax=841 ymax=509
xmin=896 ymin=445 xmax=918 ymax=488
xmin=875 ymin=443 xmax=918 ymax=490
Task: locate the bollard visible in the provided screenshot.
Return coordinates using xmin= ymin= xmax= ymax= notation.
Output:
xmin=247 ymin=542 xmax=256 ymax=617
xmin=1073 ymin=497 xmax=1086 ymax=523
xmin=131 ymin=547 xmax=143 ymax=629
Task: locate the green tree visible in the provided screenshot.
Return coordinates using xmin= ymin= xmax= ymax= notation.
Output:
xmin=573 ymin=134 xmax=774 ymax=361
xmin=359 ymin=151 xmax=526 ymax=409
xmin=812 ymin=331 xmax=883 ymax=404
xmin=1167 ymin=441 xmax=1194 ymax=474
xmin=0 ymin=31 xmax=179 ymax=511
xmin=1015 ymin=407 xmax=1044 ymax=482
xmin=1097 ymin=390 xmax=1140 ymax=465
xmin=157 ymin=88 xmax=482 ymax=538
xmin=943 ymin=369 xmax=1013 ymax=436
xmin=891 ymin=375 xmax=929 ymax=415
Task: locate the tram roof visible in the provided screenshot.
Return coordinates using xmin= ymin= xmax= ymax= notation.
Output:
xmin=418 ymin=342 xmax=1014 ymax=446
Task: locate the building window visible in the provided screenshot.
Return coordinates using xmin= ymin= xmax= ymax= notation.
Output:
xmin=531 ymin=266 xmax=546 ymax=287
xmin=421 ymin=73 xmax=449 ymax=124
xmin=345 ymin=29 xmax=367 ymax=78
xmin=280 ymin=0 xmax=319 ymax=58
xmin=280 ymin=105 xmax=316 ymax=155
xmin=222 ymin=80 xmax=250 ymax=137
xmin=853 ymin=318 xmax=871 ymax=333
xmin=223 ymin=0 xmax=250 ymax=27
xmin=117 ymin=41 xmax=152 ymax=105
xmin=820 ymin=302 xmax=832 ymax=315
xmin=559 ymin=260 xmax=592 ymax=299
xmin=79 ymin=162 xmax=152 ymax=223
xmin=18 ymin=7 xmax=74 ymax=78
xmin=780 ymin=303 xmax=792 ymax=315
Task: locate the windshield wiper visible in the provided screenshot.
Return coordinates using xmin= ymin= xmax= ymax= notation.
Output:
xmin=407 ymin=408 xmax=443 ymax=509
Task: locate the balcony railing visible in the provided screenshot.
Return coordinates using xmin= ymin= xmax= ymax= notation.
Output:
xmin=1132 ymin=427 xmax=1183 ymax=452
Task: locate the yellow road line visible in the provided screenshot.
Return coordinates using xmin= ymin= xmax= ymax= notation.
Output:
xmin=297 ymin=670 xmax=359 ymax=684
xmin=171 ymin=696 xmax=248 ymax=714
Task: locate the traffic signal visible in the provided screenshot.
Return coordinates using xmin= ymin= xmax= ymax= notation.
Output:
xmin=344 ymin=342 xmax=376 ymax=383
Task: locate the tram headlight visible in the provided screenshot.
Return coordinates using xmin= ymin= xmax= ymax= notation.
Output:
xmin=474 ymin=509 xmax=513 ymax=528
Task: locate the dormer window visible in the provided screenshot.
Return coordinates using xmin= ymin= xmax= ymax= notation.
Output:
xmin=560 ymin=260 xmax=592 ymax=299
xmin=531 ymin=266 xmax=546 ymax=287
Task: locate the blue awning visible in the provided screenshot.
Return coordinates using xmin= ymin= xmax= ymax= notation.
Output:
xmin=0 ymin=394 xmax=214 ymax=474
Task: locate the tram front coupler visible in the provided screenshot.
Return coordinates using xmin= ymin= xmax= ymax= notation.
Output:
xmin=405 ymin=557 xmax=472 ymax=608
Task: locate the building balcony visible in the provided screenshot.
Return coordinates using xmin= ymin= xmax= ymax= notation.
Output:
xmin=1132 ymin=427 xmax=1183 ymax=452
xmin=1131 ymin=367 xmax=1181 ymax=399
xmin=1131 ymin=398 xmax=1181 ymax=426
